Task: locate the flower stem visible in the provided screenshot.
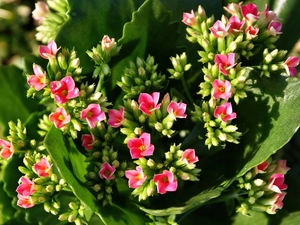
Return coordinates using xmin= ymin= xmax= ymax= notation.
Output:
xmin=95 ymin=74 xmax=106 ymax=96
xmin=181 ymin=77 xmax=194 ymax=104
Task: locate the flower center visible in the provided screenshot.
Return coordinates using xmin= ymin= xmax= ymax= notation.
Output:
xmin=105 ymin=170 xmax=111 ymax=176
xmin=61 ymin=90 xmax=68 ymax=96
xmin=162 ymin=177 xmax=168 ymax=183
xmin=219 ymin=86 xmax=225 ymax=93
xmin=87 ymin=111 xmax=93 ymax=118
xmin=58 ymin=115 xmax=64 ymax=121
xmin=140 ymin=145 xmax=146 ymax=151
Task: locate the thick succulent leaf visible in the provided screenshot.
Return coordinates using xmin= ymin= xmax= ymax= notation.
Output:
xmin=234 ymin=70 xmax=300 ymax=177
xmin=110 ymin=0 xmax=179 ymax=90
xmin=0 ymin=181 xmax=15 ymax=224
xmin=44 ymin=126 xmax=146 ymax=224
xmin=0 ymin=66 xmax=38 ymax=136
xmin=44 ymin=127 xmax=98 ymax=221
xmin=55 ymin=0 xmax=144 ymax=74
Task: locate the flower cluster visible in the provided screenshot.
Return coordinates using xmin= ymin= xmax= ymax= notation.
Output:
xmin=1 ymin=1 xmax=299 ymax=224
xmin=236 ymin=158 xmax=290 ymax=215
xmin=184 ymin=3 xmax=299 ymax=149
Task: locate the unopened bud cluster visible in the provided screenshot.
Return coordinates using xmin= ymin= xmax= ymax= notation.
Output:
xmin=58 ymin=200 xmax=86 ymax=225
xmin=117 ymin=55 xmax=167 ymax=99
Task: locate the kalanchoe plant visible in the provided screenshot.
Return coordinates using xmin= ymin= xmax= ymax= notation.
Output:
xmin=1 ymin=0 xmax=300 ymax=225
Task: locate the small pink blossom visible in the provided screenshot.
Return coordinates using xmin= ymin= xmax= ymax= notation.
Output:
xmin=284 ymin=56 xmax=299 ymax=76
xmin=33 ymin=157 xmax=52 ymax=177
xmin=210 ymin=20 xmax=229 ymax=38
xmin=212 ymin=79 xmax=232 ymax=100
xmin=39 ymin=40 xmax=60 ymax=59
xmin=214 ymin=53 xmax=236 ymax=75
xmin=228 ymin=16 xmax=245 ymax=32
xmin=125 ymin=166 xmax=147 ymax=188
xmin=80 ymin=104 xmax=106 ymax=128
xmin=17 ymin=194 xmax=34 ymax=209
xmin=27 ymin=64 xmax=47 ymax=91
xmin=262 ymin=5 xmax=279 ymax=24
xmin=268 ymin=193 xmax=286 ymax=214
xmin=99 ymin=162 xmax=116 ymax=180
xmin=181 ymin=149 xmax=199 ymax=165
xmin=245 ymin=26 xmax=259 ymax=39
xmin=241 ymin=3 xmax=260 ymax=22
xmin=182 ymin=10 xmax=196 ymax=27
xmin=255 ymin=161 xmax=269 ymax=174
xmin=274 ymin=160 xmax=290 ymax=175
xmin=138 ymin=92 xmax=161 ymax=115
xmin=16 ymin=177 xmax=36 ymax=196
xmin=101 ymin=35 xmax=116 ymax=52
xmin=81 ymin=134 xmax=97 ymax=150
xmin=32 ymin=1 xmax=49 ymax=23
xmin=49 ymin=107 xmax=71 ymax=128
xmin=50 ymin=76 xmax=79 ymax=104
xmin=127 ymin=133 xmax=154 ymax=159
xmin=153 ymin=170 xmax=178 ymax=194
xmin=224 ymin=3 xmax=242 ymax=16
xmin=107 ymin=107 xmax=125 ymax=128
xmin=214 ymin=102 xmax=237 ymax=122
xmin=167 ymin=101 xmax=187 ymax=120
xmin=268 ymin=21 xmax=282 ymax=36
xmin=268 ymin=174 xmax=288 ymax=193
xmin=0 ymin=139 xmax=14 ymax=159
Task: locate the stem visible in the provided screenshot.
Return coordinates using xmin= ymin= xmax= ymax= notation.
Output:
xmin=177 ymin=189 xmax=239 ymax=223
xmin=95 ymin=73 xmax=106 ymax=95
xmin=181 ymin=77 xmax=194 ymax=105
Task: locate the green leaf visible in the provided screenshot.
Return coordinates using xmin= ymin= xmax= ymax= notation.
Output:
xmin=0 ymin=66 xmax=38 ymax=136
xmin=44 ymin=127 xmax=99 ymax=219
xmin=0 ymin=181 xmax=15 ymax=224
xmin=110 ymin=0 xmax=179 ymax=90
xmin=140 ymin=187 xmax=223 ymax=216
xmin=55 ymin=0 xmax=144 ymax=74
xmin=44 ymin=126 xmax=146 ymax=224
xmin=235 ymin=71 xmax=300 ymax=177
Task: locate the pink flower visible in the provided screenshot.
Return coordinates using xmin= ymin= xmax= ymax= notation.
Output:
xmin=274 ymin=160 xmax=290 ymax=175
xmin=214 ymin=53 xmax=236 ymax=75
xmin=39 ymin=40 xmax=60 ymax=59
xmin=101 ymin=35 xmax=117 ymax=52
xmin=33 ymin=157 xmax=52 ymax=177
xmin=99 ymin=162 xmax=116 ymax=180
xmin=268 ymin=21 xmax=282 ymax=36
xmin=261 ymin=5 xmax=279 ymax=24
xmin=214 ymin=102 xmax=237 ymax=122
xmin=284 ymin=56 xmax=299 ymax=76
xmin=210 ymin=20 xmax=229 ymax=38
xmin=241 ymin=3 xmax=260 ymax=22
xmin=181 ymin=149 xmax=199 ymax=165
xmin=16 ymin=177 xmax=36 ymax=196
xmin=167 ymin=101 xmax=187 ymax=120
xmin=182 ymin=10 xmax=196 ymax=27
xmin=50 ymin=76 xmax=79 ymax=104
xmin=245 ymin=26 xmax=259 ymax=39
xmin=269 ymin=193 xmax=286 ymax=213
xmin=125 ymin=166 xmax=147 ymax=188
xmin=0 ymin=139 xmax=14 ymax=159
xmin=255 ymin=161 xmax=269 ymax=174
xmin=224 ymin=3 xmax=242 ymax=16
xmin=153 ymin=170 xmax=178 ymax=194
xmin=80 ymin=104 xmax=106 ymax=128
xmin=212 ymin=79 xmax=232 ymax=100
xmin=138 ymin=92 xmax=161 ymax=115
xmin=17 ymin=194 xmax=34 ymax=208
xmin=228 ymin=16 xmax=245 ymax=32
xmin=127 ymin=133 xmax=154 ymax=159
xmin=32 ymin=1 xmax=49 ymax=23
xmin=27 ymin=64 xmax=47 ymax=91
xmin=81 ymin=134 xmax=97 ymax=150
xmin=107 ymin=107 xmax=125 ymax=128
xmin=49 ymin=107 xmax=71 ymax=128
xmin=268 ymin=174 xmax=288 ymax=193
